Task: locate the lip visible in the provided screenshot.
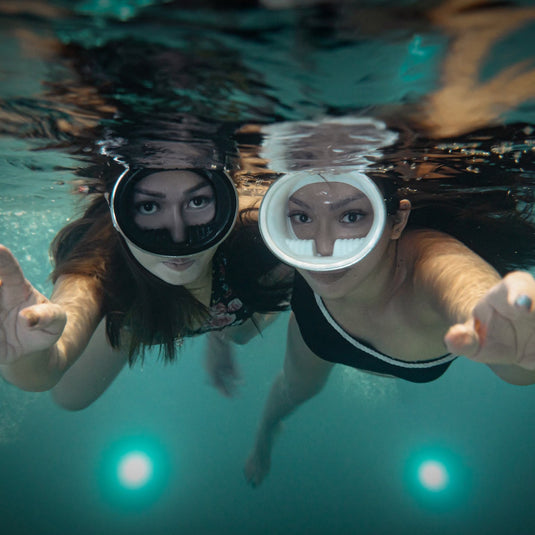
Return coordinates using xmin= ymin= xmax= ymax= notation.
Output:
xmin=162 ymin=259 xmax=195 ymax=271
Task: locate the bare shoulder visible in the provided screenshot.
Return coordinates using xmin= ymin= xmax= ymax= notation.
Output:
xmin=400 ymin=228 xmax=473 ymax=259
xmin=400 ymin=228 xmax=497 ymax=276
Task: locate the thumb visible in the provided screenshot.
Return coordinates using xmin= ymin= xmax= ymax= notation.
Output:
xmin=20 ymin=303 xmax=66 ymax=333
xmin=444 ymin=320 xmax=482 ymax=358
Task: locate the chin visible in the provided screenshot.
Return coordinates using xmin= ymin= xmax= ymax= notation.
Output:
xmin=300 ymin=269 xmax=353 ymax=298
xmin=154 ymin=264 xmax=201 ymax=286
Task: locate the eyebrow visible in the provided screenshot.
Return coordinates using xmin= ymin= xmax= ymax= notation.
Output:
xmin=288 ymin=193 xmax=366 ymax=211
xmin=133 ymin=181 xmax=213 ymax=198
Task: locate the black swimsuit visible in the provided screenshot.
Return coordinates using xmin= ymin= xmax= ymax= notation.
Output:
xmin=291 ymin=273 xmax=456 ymax=383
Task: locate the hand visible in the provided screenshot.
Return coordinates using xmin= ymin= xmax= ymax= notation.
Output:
xmin=204 ymin=330 xmax=241 ymax=397
xmin=0 ymin=245 xmax=66 ymax=364
xmin=444 ymin=271 xmax=535 ymax=369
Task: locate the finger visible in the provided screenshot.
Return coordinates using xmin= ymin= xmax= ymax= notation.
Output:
xmin=484 ymin=272 xmax=535 ymax=317
xmin=444 ymin=322 xmax=481 ymax=357
xmin=0 ymin=245 xmax=27 ymax=287
xmin=514 ymin=294 xmax=533 ymax=312
xmin=20 ymin=303 xmax=66 ymax=333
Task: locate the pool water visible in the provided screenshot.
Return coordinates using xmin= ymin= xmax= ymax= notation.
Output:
xmin=0 ymin=1 xmax=535 ymax=534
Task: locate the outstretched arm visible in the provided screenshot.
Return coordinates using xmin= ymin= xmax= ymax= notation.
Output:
xmin=51 ymin=318 xmax=128 ymax=410
xmin=412 ymin=232 xmax=535 ymax=383
xmin=244 ymin=312 xmax=333 ymax=487
xmin=0 ymin=244 xmax=102 ymax=391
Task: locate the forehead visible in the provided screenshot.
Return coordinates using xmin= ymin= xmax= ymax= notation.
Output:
xmin=136 ymin=170 xmax=210 ymax=189
xmin=289 ymin=182 xmax=368 ymax=203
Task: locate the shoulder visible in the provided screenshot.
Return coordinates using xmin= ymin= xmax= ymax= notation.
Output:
xmin=399 ymin=228 xmax=495 ymax=274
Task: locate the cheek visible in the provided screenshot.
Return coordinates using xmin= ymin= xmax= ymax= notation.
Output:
xmin=126 ymin=243 xmax=159 ymax=270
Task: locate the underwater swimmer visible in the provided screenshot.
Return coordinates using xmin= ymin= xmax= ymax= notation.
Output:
xmin=243 ymin=169 xmax=535 ymax=487
xmin=0 ymin=165 xmax=291 ymax=407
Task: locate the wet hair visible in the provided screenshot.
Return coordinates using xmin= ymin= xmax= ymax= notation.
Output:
xmin=366 ymin=122 xmax=535 ymax=276
xmin=50 ymin=162 xmax=291 ymax=364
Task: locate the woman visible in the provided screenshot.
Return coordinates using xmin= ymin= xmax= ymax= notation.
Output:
xmin=0 ymin=153 xmax=291 ymax=407
xmin=243 ymin=127 xmax=535 ymax=486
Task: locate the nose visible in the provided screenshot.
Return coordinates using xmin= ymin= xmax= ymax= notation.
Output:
xmin=314 ymin=221 xmax=336 ymax=256
xmin=165 ymin=205 xmax=186 ymax=243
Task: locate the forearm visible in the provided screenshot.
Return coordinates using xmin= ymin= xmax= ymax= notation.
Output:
xmin=51 ymin=275 xmax=103 ymax=365
xmin=415 ymin=231 xmax=501 ymax=323
xmin=52 ymin=319 xmax=128 ymax=410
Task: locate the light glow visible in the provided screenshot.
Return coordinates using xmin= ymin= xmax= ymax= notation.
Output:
xmin=117 ymin=451 xmax=153 ymax=489
xmin=418 ymin=460 xmax=449 ymax=491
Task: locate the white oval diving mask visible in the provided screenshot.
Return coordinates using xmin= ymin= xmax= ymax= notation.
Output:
xmin=259 ymin=170 xmax=386 ymax=271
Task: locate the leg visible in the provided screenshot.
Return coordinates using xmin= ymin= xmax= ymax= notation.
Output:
xmin=244 ymin=312 xmax=333 ymax=487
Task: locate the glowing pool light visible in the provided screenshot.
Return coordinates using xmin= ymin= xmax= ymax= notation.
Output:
xmin=418 ymin=460 xmax=449 ymax=491
xmin=117 ymin=451 xmax=153 ymax=489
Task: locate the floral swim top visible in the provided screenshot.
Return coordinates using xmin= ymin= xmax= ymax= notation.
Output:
xmin=193 ymin=251 xmax=253 ymax=334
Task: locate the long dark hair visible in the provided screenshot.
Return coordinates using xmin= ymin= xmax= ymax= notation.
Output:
xmin=50 ymin=160 xmax=291 ymax=365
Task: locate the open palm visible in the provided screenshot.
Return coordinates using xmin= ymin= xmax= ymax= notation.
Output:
xmin=0 ymin=245 xmax=66 ymax=364
xmin=445 ymin=272 xmax=535 ymax=369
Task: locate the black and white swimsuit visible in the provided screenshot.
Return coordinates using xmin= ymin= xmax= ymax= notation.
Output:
xmin=291 ymin=273 xmax=457 ymax=383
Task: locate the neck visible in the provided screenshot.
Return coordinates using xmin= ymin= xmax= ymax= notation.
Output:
xmin=185 ymin=260 xmax=214 ymax=307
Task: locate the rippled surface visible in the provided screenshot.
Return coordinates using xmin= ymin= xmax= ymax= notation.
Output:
xmin=1 ymin=1 xmax=535 ymax=534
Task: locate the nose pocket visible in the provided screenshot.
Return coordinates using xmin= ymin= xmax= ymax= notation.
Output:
xmin=285 ymin=238 xmax=315 ymax=256
xmin=332 ymin=238 xmax=365 ymax=257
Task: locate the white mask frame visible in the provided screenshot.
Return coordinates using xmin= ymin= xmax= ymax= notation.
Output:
xmin=259 ymin=170 xmax=387 ymax=271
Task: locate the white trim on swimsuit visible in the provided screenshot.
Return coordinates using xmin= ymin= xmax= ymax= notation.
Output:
xmin=314 ymin=293 xmax=457 ymax=369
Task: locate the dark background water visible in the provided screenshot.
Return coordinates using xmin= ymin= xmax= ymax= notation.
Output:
xmin=0 ymin=1 xmax=535 ymax=534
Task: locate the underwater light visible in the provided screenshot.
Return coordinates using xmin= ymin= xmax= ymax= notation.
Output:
xmin=417 ymin=460 xmax=449 ymax=491
xmin=99 ymin=434 xmax=171 ymax=509
xmin=117 ymin=451 xmax=153 ymax=489
xmin=403 ymin=446 xmax=469 ymax=508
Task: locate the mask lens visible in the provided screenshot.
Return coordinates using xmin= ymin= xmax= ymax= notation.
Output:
xmin=259 ymin=171 xmax=386 ymax=271
xmin=110 ymin=168 xmax=237 ymax=257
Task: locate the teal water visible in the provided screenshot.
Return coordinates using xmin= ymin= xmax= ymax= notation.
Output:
xmin=1 ymin=1 xmax=535 ymax=534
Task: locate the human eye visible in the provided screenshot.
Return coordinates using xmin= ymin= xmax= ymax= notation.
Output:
xmin=288 ymin=212 xmax=312 ymax=224
xmin=340 ymin=211 xmax=365 ymax=224
xmin=134 ymin=201 xmax=159 ymax=215
xmin=188 ymin=194 xmax=214 ymax=209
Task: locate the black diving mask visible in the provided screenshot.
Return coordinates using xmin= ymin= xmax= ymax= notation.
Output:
xmin=109 ymin=167 xmax=238 ymax=257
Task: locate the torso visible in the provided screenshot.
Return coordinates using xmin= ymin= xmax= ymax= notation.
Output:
xmin=191 ymin=250 xmax=253 ymax=334
xmin=291 ymin=272 xmax=456 ymax=383
xmin=322 ymin=229 xmax=458 ymax=360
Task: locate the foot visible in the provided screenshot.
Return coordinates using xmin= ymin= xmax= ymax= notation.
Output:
xmin=243 ymin=425 xmax=280 ymax=488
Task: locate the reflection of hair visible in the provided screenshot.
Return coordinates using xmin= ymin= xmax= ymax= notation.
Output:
xmin=369 ymin=173 xmax=535 ymax=275
xmin=50 ymin=164 xmax=291 ymax=364
xmin=407 ymin=189 xmax=535 ymax=275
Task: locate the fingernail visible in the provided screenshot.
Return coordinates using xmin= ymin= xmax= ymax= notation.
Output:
xmin=515 ymin=294 xmax=532 ymax=310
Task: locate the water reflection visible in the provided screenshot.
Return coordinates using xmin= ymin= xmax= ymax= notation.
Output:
xmin=0 ymin=0 xmax=534 ymax=533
